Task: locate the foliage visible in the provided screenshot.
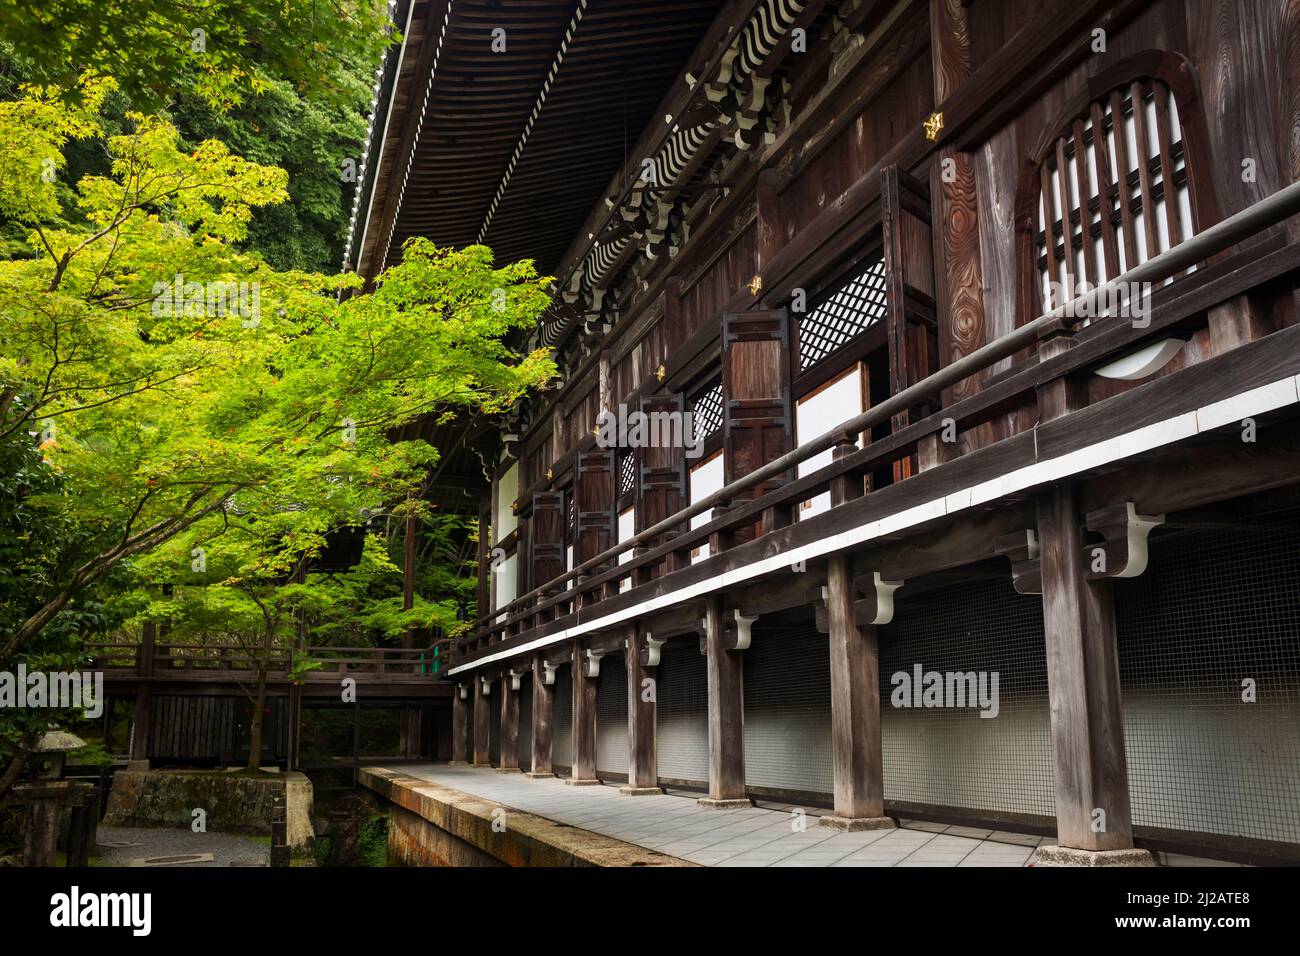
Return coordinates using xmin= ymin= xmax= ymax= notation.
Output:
xmin=0 ymin=0 xmax=393 ymax=112
xmin=0 ymin=78 xmax=555 ymax=669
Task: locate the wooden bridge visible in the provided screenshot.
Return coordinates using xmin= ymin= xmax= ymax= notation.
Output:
xmin=85 ymin=632 xmax=453 ymax=769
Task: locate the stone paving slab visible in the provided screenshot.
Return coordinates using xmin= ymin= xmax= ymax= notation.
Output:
xmin=377 ymin=764 xmax=1062 ymax=868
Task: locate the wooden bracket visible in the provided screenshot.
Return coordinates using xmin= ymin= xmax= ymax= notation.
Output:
xmin=507 ymin=669 xmax=522 ymax=691
xmin=640 ymin=633 xmax=667 ymax=667
xmin=811 ymin=573 xmax=903 ymax=630
xmin=1085 ymin=501 xmax=1165 ymax=580
xmin=584 ymin=649 xmax=605 ymax=678
xmin=540 ymin=661 xmax=557 ymax=686
xmin=851 ymin=572 xmax=905 ymax=626
xmin=479 ymin=676 xmax=492 ymax=696
xmin=702 ymin=609 xmax=758 ymax=652
xmin=995 ymin=529 xmax=1042 ymax=595
xmin=807 ymin=585 xmax=829 ymax=633
xmin=457 ymin=683 xmax=468 ymax=700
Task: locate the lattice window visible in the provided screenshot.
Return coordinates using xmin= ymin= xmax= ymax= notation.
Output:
xmin=617 ymin=450 xmax=636 ymax=498
xmin=1032 ymin=78 xmax=1197 ymax=317
xmin=797 ymin=258 xmax=887 ymax=372
xmin=689 ymin=380 xmax=724 ymax=443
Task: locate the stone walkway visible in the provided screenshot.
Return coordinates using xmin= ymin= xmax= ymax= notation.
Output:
xmin=388 ymin=765 xmax=1240 ymax=867
xmin=389 ymin=764 xmax=1057 ymax=867
xmin=94 ymin=825 xmax=270 ymax=867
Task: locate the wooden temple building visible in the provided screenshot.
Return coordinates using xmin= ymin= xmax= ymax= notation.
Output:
xmin=346 ymin=0 xmax=1300 ymax=865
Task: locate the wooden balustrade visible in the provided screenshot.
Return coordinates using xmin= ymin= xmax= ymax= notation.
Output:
xmin=453 ymin=181 xmax=1300 ymax=667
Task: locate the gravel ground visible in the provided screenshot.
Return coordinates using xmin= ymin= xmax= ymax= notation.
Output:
xmin=94 ymin=825 xmax=270 ymax=867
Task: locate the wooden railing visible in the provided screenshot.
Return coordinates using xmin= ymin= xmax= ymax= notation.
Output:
xmin=455 ymin=181 xmax=1300 ymax=664
xmin=85 ymin=642 xmax=441 ymax=682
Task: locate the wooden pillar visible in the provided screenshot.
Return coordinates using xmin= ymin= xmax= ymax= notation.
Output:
xmin=451 ymin=684 xmax=469 ymax=763
xmin=128 ymin=620 xmax=156 ymax=766
xmin=526 ymin=654 xmax=555 ymax=777
xmin=475 ymin=496 xmax=491 ymax=620
xmin=288 ymin=558 xmax=308 ymax=770
xmin=498 ymin=671 xmax=520 ymax=771
xmin=1035 ymin=482 xmax=1150 ymax=864
xmin=568 ymin=642 xmax=599 ymax=784
xmin=621 ymin=627 xmax=661 ymax=794
xmin=400 ymin=510 xmax=421 ymax=758
xmin=472 ymin=675 xmax=491 ymax=767
xmin=700 ymin=595 xmax=749 ymax=807
xmin=821 ymin=555 xmax=895 ymax=830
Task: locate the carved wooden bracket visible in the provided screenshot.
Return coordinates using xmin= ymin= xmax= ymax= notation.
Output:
xmin=852 ymin=572 xmax=905 ymax=626
xmin=457 ymin=683 xmax=468 ymax=700
xmin=807 ymin=585 xmax=829 ymax=633
xmin=540 ymin=661 xmax=557 ymax=686
xmin=507 ymin=669 xmax=523 ymax=692
xmin=1085 ymin=501 xmax=1165 ymax=580
xmin=640 ymin=633 xmax=667 ymax=667
xmin=995 ymin=501 xmax=1163 ymax=591
xmin=702 ymin=609 xmax=758 ymax=652
xmin=809 ymin=573 xmax=903 ymax=630
xmin=479 ymin=676 xmax=492 ymax=696
xmin=584 ymin=649 xmax=605 ymax=678
xmin=995 ymin=528 xmax=1042 ymax=595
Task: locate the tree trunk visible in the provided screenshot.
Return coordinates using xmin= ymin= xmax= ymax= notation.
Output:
xmin=246 ymin=615 xmax=279 ymax=771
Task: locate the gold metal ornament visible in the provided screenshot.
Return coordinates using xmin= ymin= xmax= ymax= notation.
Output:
xmin=924 ymin=111 xmax=944 ymax=142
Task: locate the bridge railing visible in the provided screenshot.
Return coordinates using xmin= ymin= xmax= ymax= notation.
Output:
xmin=85 ymin=641 xmax=443 ymax=682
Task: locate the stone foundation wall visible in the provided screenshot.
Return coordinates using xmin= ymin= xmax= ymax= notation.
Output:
xmin=104 ymin=769 xmax=314 ymax=849
xmin=360 ymin=767 xmax=691 ymax=867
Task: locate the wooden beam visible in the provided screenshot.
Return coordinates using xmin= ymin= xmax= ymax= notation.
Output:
xmin=822 ymin=554 xmax=893 ymax=829
xmin=471 ymin=674 xmax=490 ymax=767
xmin=450 ymin=684 xmax=468 ymax=764
xmin=700 ymin=594 xmax=749 ymax=807
xmin=499 ymin=672 xmax=520 ymax=772
xmin=568 ymin=641 xmax=599 ymax=784
xmin=1037 ymin=482 xmax=1137 ymax=854
xmin=622 ymin=627 xmax=661 ymax=794
xmin=527 ymin=654 xmax=555 ymax=777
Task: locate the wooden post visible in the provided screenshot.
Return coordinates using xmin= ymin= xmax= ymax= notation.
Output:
xmin=128 ymin=619 xmax=156 ymax=767
xmin=621 ymin=627 xmax=661 ymax=794
xmin=270 ymin=794 xmax=290 ymax=867
xmin=526 ymin=654 xmax=555 ymax=778
xmin=498 ymin=672 xmax=520 ymax=771
xmin=400 ymin=511 xmax=422 ymax=758
xmin=699 ymin=595 xmax=749 ymax=807
xmin=567 ymin=641 xmax=599 ymax=784
xmin=472 ymin=675 xmax=491 ymax=767
xmin=451 ymin=684 xmax=469 ymax=763
xmin=475 ymin=496 xmax=491 ymax=621
xmin=1034 ymin=482 xmax=1151 ymax=865
xmin=821 ymin=554 xmax=895 ymax=830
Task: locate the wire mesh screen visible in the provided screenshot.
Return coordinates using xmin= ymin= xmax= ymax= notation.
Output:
xmin=597 ymin=651 xmax=629 ymax=776
xmin=689 ymin=380 xmax=724 ymax=443
xmin=797 ymin=258 xmax=887 ymax=372
xmin=744 ymin=617 xmax=833 ymax=796
xmin=878 ymin=576 xmax=1056 ymax=821
xmin=656 ymin=643 xmax=709 ymax=787
xmin=553 ymin=665 xmax=573 ymax=769
xmin=1114 ymin=517 xmax=1300 ymax=848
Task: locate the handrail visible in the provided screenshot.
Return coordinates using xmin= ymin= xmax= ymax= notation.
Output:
xmin=470 ymin=180 xmax=1300 ymax=636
